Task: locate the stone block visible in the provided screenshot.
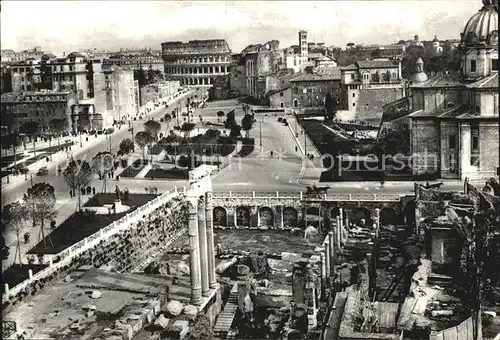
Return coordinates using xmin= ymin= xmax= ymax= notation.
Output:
xmin=183 ymin=304 xmax=198 ymax=319
xmin=90 ymin=290 xmax=102 ymax=299
xmin=166 ymin=300 xmax=184 ymax=316
xmin=154 ymin=314 xmax=170 ymax=329
xmin=171 ymin=320 xmax=189 ymax=339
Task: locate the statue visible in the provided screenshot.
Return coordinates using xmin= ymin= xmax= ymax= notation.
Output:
xmin=115 ymin=185 xmax=121 ymax=200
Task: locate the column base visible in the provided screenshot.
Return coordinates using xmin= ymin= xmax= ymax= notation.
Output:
xmin=202 ymin=289 xmax=210 ymax=297
xmin=209 ymin=281 xmax=218 ymax=289
xmin=191 ymin=295 xmax=203 ymax=306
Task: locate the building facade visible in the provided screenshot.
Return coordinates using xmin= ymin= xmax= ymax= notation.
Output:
xmin=289 ymin=68 xmax=342 ymax=112
xmin=408 ymin=0 xmax=499 ymax=180
xmin=299 ymin=30 xmax=309 ymax=69
xmin=102 ymin=52 xmax=164 ymax=72
xmin=340 ymin=59 xmax=406 ymax=124
xmin=161 ymin=39 xmax=232 ymax=86
xmin=268 ymin=87 xmax=293 ymax=108
xmin=1 ymin=91 xmax=75 ymax=133
xmin=2 ymin=46 xmax=45 ymax=63
xmin=92 ymin=67 xmax=138 ymax=125
xmin=8 ymin=52 xmax=102 ymax=100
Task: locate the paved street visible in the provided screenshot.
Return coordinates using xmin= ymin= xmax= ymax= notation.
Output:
xmin=1 ymin=95 xmax=475 ymax=269
xmin=1 ymin=90 xmax=196 ymax=269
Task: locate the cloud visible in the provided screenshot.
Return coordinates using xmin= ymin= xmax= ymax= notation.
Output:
xmin=1 ymin=0 xmax=482 ymax=54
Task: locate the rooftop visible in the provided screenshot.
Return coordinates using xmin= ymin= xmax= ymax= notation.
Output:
xmin=465 ymin=72 xmax=499 ymax=88
xmin=410 ymin=72 xmax=463 ymax=88
xmin=290 ymin=67 xmax=341 ymax=82
xmin=357 ymin=60 xmax=399 ymax=69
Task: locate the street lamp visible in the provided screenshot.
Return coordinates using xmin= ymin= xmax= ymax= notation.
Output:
xmin=259 ymin=117 xmax=263 ymax=147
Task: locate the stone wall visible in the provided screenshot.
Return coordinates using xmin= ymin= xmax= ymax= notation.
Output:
xmin=410 ymin=119 xmax=441 ymax=176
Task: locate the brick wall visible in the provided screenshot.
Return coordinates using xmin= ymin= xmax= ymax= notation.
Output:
xmin=439 ymin=121 xmax=459 ymax=179
xmin=479 ymin=122 xmax=500 ymax=176
xmin=229 ymin=65 xmax=246 ymax=95
xmin=355 ymin=87 xmax=404 ymax=125
xmin=410 ymin=119 xmax=440 ymax=175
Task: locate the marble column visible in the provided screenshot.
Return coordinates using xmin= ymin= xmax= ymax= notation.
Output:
xmin=188 ymin=201 xmax=203 ymax=305
xmin=197 ymin=196 xmax=210 ymax=297
xmin=336 ymin=216 xmax=341 ymax=249
xmin=324 ymin=240 xmax=331 ymax=278
xmin=328 ymin=232 xmax=335 ymax=268
xmin=205 ymin=192 xmax=217 ymax=288
xmin=374 ymin=208 xmax=380 ymax=239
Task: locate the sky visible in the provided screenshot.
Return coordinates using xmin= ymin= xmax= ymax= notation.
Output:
xmin=1 ymin=0 xmax=481 ymax=55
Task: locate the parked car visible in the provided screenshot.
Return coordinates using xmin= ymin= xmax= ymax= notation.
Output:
xmin=37 ymin=167 xmax=48 ymax=176
xmin=89 ymin=130 xmax=96 ymax=135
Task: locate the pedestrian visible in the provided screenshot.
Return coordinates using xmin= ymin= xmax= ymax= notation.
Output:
xmin=116 ymin=175 xmax=120 ymax=181
xmin=111 ymin=171 xmax=115 ymax=178
xmin=69 ymin=190 xmax=73 ymax=198
xmin=92 ymin=187 xmax=96 ymax=195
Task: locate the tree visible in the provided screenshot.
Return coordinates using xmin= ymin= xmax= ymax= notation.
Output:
xmin=324 ymin=91 xmax=335 ymax=122
xmin=229 ymin=125 xmax=241 ymax=138
xmin=144 ymin=120 xmax=162 ymax=139
xmin=217 ymin=110 xmax=225 ymax=123
xmin=180 ymin=122 xmax=196 ymax=139
xmin=50 ymin=118 xmax=67 ymax=147
xmin=3 ymin=202 xmax=27 ymax=264
xmin=147 ymin=66 xmax=156 ymax=84
xmin=205 ymin=129 xmax=221 ymax=140
xmin=63 ymin=160 xmax=93 ymax=211
xmin=92 ymin=151 xmax=114 ymax=192
xmin=164 ymin=113 xmax=172 ymax=133
xmin=241 ymin=114 xmax=254 ymax=138
xmin=23 ymin=183 xmax=57 ymax=248
xmin=135 ymin=131 xmax=155 ymax=160
xmin=119 ymin=138 xmax=135 ymax=155
xmin=224 ymin=110 xmax=237 ymax=128
xmin=21 ymin=121 xmax=39 ymax=157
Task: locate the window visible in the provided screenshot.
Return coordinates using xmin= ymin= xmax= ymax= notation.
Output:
xmin=352 ymin=93 xmax=355 ymax=98
xmin=492 ymin=59 xmax=499 ymax=71
xmin=350 ymin=74 xmax=355 ymax=80
xmin=302 ymin=88 xmax=307 ymax=94
xmin=471 ymin=124 xmax=480 ymax=166
xmin=352 ymin=103 xmax=356 ymax=107
xmin=448 ymin=134 xmax=456 ymax=149
xmin=470 ymin=60 xmax=476 ymax=72
xmin=280 ymin=92 xmax=284 ymax=97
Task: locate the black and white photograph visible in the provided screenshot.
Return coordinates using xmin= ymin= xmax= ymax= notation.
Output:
xmin=1 ymin=0 xmax=499 ymax=339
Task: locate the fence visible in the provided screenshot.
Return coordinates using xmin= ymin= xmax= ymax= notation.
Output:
xmin=211 ymin=191 xmax=402 ymax=202
xmin=2 ymin=185 xmax=190 ymax=303
xmin=429 ymin=316 xmax=474 ymax=340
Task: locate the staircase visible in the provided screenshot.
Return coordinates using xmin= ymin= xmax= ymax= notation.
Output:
xmin=213 ymin=283 xmax=239 ymax=337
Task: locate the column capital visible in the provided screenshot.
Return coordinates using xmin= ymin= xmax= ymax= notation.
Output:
xmin=197 ymin=195 xmax=205 ymax=209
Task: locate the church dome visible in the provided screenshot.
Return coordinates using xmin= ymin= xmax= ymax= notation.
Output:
xmin=410 ymin=72 xmax=428 ymax=83
xmin=461 ymin=0 xmax=498 ymax=47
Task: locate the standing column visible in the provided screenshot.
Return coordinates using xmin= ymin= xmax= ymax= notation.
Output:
xmin=188 ymin=201 xmax=203 ymax=305
xmin=324 ymin=241 xmax=331 ymax=278
xmin=197 ymin=196 xmax=210 ymax=297
xmin=336 ymin=216 xmax=341 ymax=249
xmin=328 ymin=231 xmax=335 ymax=268
xmin=281 ymin=206 xmax=284 ymax=229
xmin=205 ymin=192 xmax=217 ymax=288
xmin=374 ymin=208 xmax=380 ymax=239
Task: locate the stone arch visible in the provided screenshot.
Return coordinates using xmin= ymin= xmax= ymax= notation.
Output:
xmin=330 ymin=207 xmax=340 ymax=218
xmin=283 ymin=207 xmax=298 ymax=228
xmin=379 ymin=207 xmax=399 ymax=226
xmin=213 ymin=206 xmax=227 ymax=227
xmin=236 ymin=206 xmax=250 ymax=226
xmin=306 ymin=206 xmax=320 ymax=216
xmin=259 ymin=206 xmax=274 ymax=227
xmin=347 ymin=207 xmax=371 ymax=227
xmin=305 ymin=206 xmax=321 ymax=228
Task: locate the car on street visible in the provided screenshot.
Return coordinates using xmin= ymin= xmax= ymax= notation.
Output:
xmin=37 ymin=166 xmax=49 ymax=176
